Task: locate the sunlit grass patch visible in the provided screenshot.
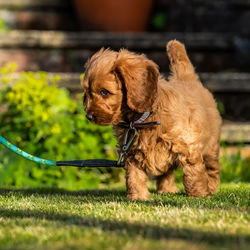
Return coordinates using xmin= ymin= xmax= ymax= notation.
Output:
xmin=0 ymin=183 xmax=249 ymax=250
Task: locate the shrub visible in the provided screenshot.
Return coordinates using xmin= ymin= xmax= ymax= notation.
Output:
xmin=0 ymin=63 xmax=120 ymax=190
xmin=220 ymin=149 xmax=250 ymax=183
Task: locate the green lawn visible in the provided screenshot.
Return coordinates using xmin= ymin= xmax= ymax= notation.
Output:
xmin=0 ymin=183 xmax=249 ymax=250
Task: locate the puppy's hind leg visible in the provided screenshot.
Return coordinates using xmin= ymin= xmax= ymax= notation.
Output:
xmin=182 ymin=161 xmax=211 ymax=197
xmin=166 ymin=40 xmax=198 ymax=82
xmin=179 ymin=149 xmax=211 ymax=197
xmin=204 ymin=143 xmax=221 ymax=194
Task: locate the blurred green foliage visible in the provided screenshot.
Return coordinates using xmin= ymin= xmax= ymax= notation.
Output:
xmin=0 ymin=18 xmax=9 ymax=31
xmin=217 ymin=102 xmax=225 ymax=115
xmin=220 ymin=149 xmax=250 ymax=183
xmin=152 ymin=13 xmax=167 ymax=30
xmin=0 ymin=63 xmax=120 ymax=190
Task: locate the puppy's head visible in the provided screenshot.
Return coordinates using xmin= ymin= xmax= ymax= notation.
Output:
xmin=82 ymin=48 xmax=159 ymax=126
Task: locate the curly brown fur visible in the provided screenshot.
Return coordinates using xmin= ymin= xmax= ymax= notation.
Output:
xmin=82 ymin=40 xmax=222 ymax=200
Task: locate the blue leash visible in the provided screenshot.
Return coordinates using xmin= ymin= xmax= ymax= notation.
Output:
xmin=0 ymin=136 xmax=56 ymax=166
xmin=0 ymin=136 xmax=124 ymax=168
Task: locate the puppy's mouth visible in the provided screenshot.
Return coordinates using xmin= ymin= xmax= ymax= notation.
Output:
xmin=85 ymin=113 xmax=113 ymax=126
xmin=92 ymin=120 xmax=112 ymax=126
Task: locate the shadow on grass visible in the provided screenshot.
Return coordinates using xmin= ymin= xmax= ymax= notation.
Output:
xmin=0 ymin=187 xmax=127 ymax=198
xmin=0 ymin=187 xmax=248 ymax=211
xmin=0 ymin=207 xmax=249 ymax=248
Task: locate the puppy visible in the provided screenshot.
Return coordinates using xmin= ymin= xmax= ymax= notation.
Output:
xmin=81 ymin=40 xmax=222 ymax=200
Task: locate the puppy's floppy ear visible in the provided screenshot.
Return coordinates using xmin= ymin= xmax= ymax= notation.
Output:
xmin=113 ymin=50 xmax=159 ymax=113
xmin=84 ymin=47 xmax=105 ymax=70
xmin=82 ymin=48 xmax=106 ymax=88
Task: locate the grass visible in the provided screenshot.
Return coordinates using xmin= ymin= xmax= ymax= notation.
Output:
xmin=0 ymin=183 xmax=249 ymax=250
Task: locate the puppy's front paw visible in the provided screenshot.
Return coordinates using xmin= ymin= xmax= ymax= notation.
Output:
xmin=157 ymin=186 xmax=180 ymax=194
xmin=186 ymin=189 xmax=211 ymax=197
xmin=127 ymin=192 xmax=150 ymax=201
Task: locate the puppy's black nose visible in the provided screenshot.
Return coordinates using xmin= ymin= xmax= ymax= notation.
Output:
xmin=86 ymin=113 xmax=94 ymax=121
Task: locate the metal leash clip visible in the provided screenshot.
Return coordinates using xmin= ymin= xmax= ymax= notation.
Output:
xmin=117 ymin=123 xmax=137 ymax=166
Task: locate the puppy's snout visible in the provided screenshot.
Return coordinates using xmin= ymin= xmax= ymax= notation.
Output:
xmin=86 ymin=113 xmax=94 ymax=121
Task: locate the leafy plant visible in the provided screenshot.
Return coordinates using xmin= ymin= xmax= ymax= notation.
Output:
xmin=152 ymin=13 xmax=167 ymax=30
xmin=217 ymin=101 xmax=225 ymax=115
xmin=0 ymin=18 xmax=9 ymax=31
xmin=0 ymin=63 xmax=120 ymax=190
xmin=220 ymin=148 xmax=250 ymax=183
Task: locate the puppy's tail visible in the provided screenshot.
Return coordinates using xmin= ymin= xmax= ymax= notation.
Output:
xmin=167 ymin=40 xmax=198 ymax=82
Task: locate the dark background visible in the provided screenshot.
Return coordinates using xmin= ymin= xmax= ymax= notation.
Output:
xmin=0 ymin=0 xmax=249 ymax=122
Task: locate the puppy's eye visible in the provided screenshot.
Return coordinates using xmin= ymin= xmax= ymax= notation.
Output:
xmin=100 ymin=89 xmax=110 ymax=97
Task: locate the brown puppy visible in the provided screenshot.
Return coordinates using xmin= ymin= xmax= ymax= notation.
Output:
xmin=82 ymin=40 xmax=222 ymax=200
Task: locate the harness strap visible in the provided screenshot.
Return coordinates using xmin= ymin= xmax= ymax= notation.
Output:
xmin=133 ymin=111 xmax=151 ymax=123
xmin=118 ymin=111 xmax=161 ymax=128
xmin=119 ymin=121 xmax=161 ymax=128
xmin=117 ymin=112 xmax=162 ymax=166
